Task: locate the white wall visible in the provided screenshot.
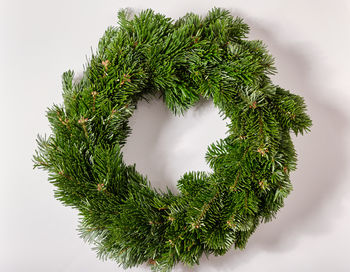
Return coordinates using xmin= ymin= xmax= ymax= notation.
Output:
xmin=1 ymin=0 xmax=350 ymax=271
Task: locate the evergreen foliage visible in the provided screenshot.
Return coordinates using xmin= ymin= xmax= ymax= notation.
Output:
xmin=33 ymin=8 xmax=312 ymax=271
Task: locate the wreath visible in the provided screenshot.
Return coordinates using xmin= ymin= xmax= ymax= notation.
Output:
xmin=34 ymin=8 xmax=312 ymax=271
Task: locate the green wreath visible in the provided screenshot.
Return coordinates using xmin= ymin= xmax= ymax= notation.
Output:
xmin=34 ymin=8 xmax=312 ymax=271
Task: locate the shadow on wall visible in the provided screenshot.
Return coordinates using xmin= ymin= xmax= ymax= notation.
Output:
xmin=122 ymin=94 xmax=176 ymax=192
xmin=122 ymin=11 xmax=350 ymax=272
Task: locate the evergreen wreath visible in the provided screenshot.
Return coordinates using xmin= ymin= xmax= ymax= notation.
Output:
xmin=33 ymin=8 xmax=312 ymax=271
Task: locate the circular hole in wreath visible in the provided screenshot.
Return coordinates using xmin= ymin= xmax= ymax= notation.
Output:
xmin=122 ymin=95 xmax=228 ymax=193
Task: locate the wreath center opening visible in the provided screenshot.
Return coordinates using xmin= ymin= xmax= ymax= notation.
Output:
xmin=122 ymin=95 xmax=228 ymax=193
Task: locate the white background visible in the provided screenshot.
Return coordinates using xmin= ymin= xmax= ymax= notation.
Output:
xmin=1 ymin=0 xmax=350 ymax=271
